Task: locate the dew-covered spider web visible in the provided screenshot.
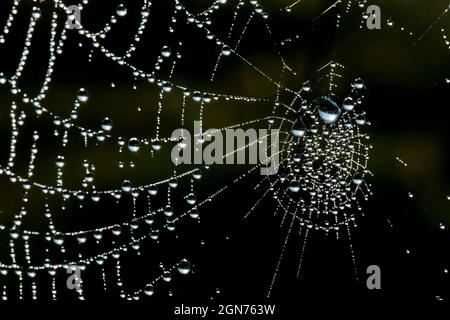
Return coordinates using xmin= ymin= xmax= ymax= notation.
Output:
xmin=0 ymin=0 xmax=448 ymax=302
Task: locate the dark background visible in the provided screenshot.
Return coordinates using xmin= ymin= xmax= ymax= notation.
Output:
xmin=0 ymin=0 xmax=449 ymax=316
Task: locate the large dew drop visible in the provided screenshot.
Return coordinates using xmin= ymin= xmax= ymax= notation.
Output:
xmin=317 ymin=97 xmax=341 ymax=124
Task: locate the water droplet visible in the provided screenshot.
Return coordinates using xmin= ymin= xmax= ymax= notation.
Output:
xmin=289 ymin=180 xmax=300 ymax=192
xmin=169 ymin=178 xmax=178 ymax=188
xmin=221 ymin=45 xmax=231 ymax=56
xmin=164 ymin=205 xmax=174 ymax=217
xmin=291 ymin=118 xmax=306 ymax=137
xmin=161 ymin=46 xmax=171 ymax=58
xmin=355 ymin=114 xmax=366 ymax=125
xmin=317 ymin=97 xmax=341 ymax=124
xmin=352 ymin=172 xmax=364 ymax=185
xmin=192 ymin=169 xmax=202 ymax=180
xmin=151 ymin=140 xmax=161 ymax=151
xmin=121 ymin=180 xmax=132 ymax=192
xmin=162 ymin=82 xmax=172 ymax=92
xmin=302 ymin=82 xmax=312 ymax=92
xmin=53 ymin=233 xmax=64 ymax=246
xmin=186 ymin=193 xmax=197 ymax=205
xmin=162 ymin=271 xmax=172 ymax=282
xmin=177 ymin=259 xmax=191 ymax=275
xmin=0 ymin=73 xmax=7 ymax=84
xmin=112 ymin=226 xmax=121 ymax=236
xmin=32 ymin=7 xmax=41 ymax=19
xmin=144 ymin=284 xmax=154 ymax=296
xmin=343 ymin=97 xmax=355 ymax=111
xmin=189 ymin=208 xmax=199 ymax=219
xmin=55 ymin=156 xmax=65 ymax=168
xmin=148 ymin=186 xmax=158 ymax=196
xmin=101 ymin=117 xmax=113 ymax=131
xmin=116 ymin=4 xmax=127 ymax=17
xmin=141 ymin=8 xmax=150 ymax=17
xmin=77 ymin=88 xmax=89 ymax=102
xmin=353 ymin=78 xmax=365 ymax=90
xmin=128 ymin=138 xmax=140 ymax=152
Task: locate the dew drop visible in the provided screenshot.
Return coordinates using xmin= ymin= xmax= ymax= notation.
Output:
xmin=121 ymin=180 xmax=133 ymax=192
xmin=352 ymin=172 xmax=364 ymax=185
xmin=141 ymin=8 xmax=150 ymax=17
xmin=353 ymin=78 xmax=365 ymax=90
xmin=162 ymin=82 xmax=172 ymax=92
xmin=55 ymin=156 xmax=65 ymax=168
xmin=302 ymin=82 xmax=312 ymax=92
xmin=291 ymin=118 xmax=306 ymax=137
xmin=221 ymin=45 xmax=231 ymax=56
xmin=186 ymin=193 xmax=197 ymax=205
xmin=289 ymin=180 xmax=300 ymax=192
xmin=151 ymin=140 xmax=162 ymax=151
xmin=192 ymin=169 xmax=202 ymax=180
xmin=162 ymin=271 xmax=172 ymax=282
xmin=177 ymin=259 xmax=191 ymax=275
xmin=77 ymin=88 xmax=89 ymax=102
xmin=32 ymin=7 xmax=41 ymax=19
xmin=164 ymin=205 xmax=174 ymax=217
xmin=343 ymin=97 xmax=355 ymax=111
xmin=53 ymin=233 xmax=64 ymax=246
xmin=116 ymin=4 xmax=127 ymax=17
xmin=0 ymin=73 xmax=7 ymax=84
xmin=144 ymin=284 xmax=154 ymax=296
xmin=161 ymin=46 xmax=171 ymax=58
xmin=148 ymin=186 xmax=158 ymax=196
xmin=128 ymin=138 xmax=140 ymax=152
xmin=189 ymin=208 xmax=199 ymax=219
xmin=355 ymin=114 xmax=366 ymax=125
xmin=169 ymin=178 xmax=178 ymax=188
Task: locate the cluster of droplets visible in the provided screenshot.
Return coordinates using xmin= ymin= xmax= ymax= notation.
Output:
xmin=270 ymin=75 xmax=372 ymax=235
